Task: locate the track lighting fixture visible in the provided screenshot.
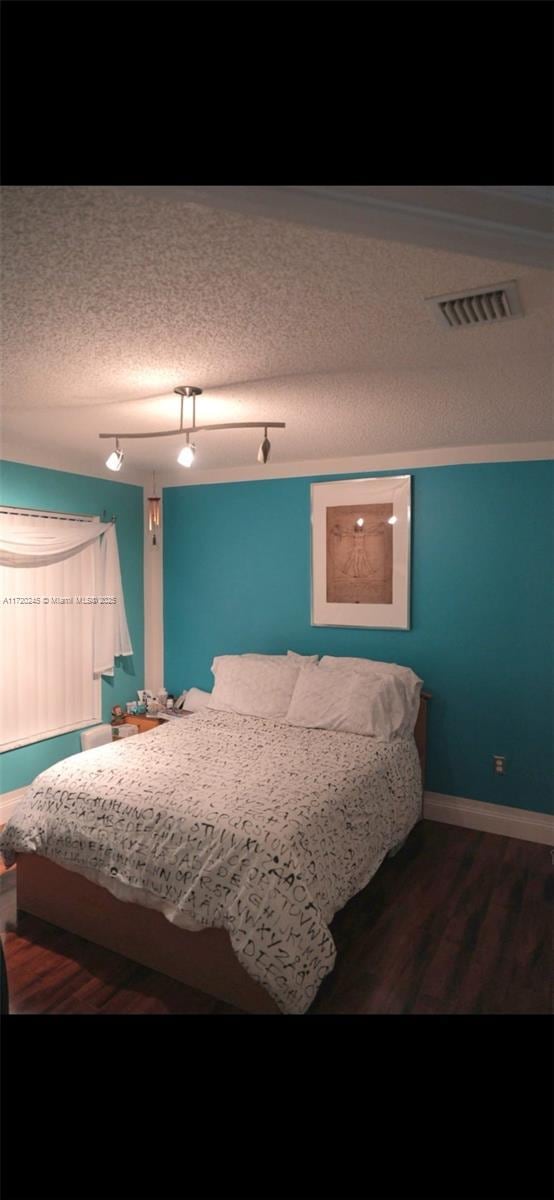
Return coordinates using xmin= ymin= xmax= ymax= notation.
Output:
xmin=177 ymin=434 xmax=196 ymax=468
xmin=105 ymin=439 xmax=124 ymax=471
xmin=99 ymin=386 xmax=285 ymax=471
xmin=257 ymin=428 xmax=271 ymax=464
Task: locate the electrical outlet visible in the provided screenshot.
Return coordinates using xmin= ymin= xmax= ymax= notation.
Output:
xmin=493 ymin=755 xmax=506 ymax=775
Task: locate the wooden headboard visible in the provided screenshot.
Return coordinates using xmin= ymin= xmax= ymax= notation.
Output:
xmin=414 ymin=691 xmax=431 ymax=785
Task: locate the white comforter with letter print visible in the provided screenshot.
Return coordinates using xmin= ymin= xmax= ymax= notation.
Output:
xmin=0 ymin=709 xmax=422 ymax=1013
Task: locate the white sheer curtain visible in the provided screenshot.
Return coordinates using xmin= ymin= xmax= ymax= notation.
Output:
xmin=0 ymin=520 xmax=109 ymax=565
xmin=0 ymin=512 xmax=133 ymax=752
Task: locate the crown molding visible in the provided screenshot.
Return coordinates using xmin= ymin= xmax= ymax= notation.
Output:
xmin=120 ymin=185 xmax=554 ymax=270
xmin=0 ymin=439 xmax=147 ymax=487
xmin=2 ymin=441 xmax=551 ymax=492
xmin=460 ymin=185 xmax=553 ymax=209
xmin=158 ymin=441 xmax=553 ymax=489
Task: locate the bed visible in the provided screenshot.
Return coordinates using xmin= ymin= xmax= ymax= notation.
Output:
xmin=1 ymin=695 xmax=430 ymax=1015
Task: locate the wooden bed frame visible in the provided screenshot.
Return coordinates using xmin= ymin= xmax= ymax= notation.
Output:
xmin=16 ymin=693 xmax=431 ymax=1015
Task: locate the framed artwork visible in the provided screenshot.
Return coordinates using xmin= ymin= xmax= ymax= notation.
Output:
xmin=311 ymin=475 xmax=412 ymax=629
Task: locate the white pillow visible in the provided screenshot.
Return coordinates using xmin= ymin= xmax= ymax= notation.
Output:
xmin=242 ymin=652 xmax=319 ymax=664
xmin=238 ymin=651 xmax=318 ymax=664
xmin=184 ymin=687 xmax=212 ymax=712
xmin=208 ymin=655 xmax=302 ymax=719
xmin=285 ymin=664 xmax=414 ymax=740
xmin=243 ymin=653 xmax=286 ymax=661
xmin=318 ymin=655 xmax=422 ymax=727
xmin=319 ymin=654 xmax=421 ymax=686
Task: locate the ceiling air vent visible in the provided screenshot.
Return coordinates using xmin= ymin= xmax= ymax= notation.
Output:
xmin=425 ymin=280 xmax=523 ymax=329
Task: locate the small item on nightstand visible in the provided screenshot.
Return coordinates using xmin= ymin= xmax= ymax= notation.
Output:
xmin=166 ymin=695 xmax=174 ymax=710
xmin=111 ymin=704 xmax=125 ymax=726
xmin=117 ymin=723 xmax=139 ymax=738
xmin=126 ymin=701 xmax=138 ymax=715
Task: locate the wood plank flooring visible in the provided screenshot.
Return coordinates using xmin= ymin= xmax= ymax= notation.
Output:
xmin=0 ymin=820 xmax=551 ymax=1014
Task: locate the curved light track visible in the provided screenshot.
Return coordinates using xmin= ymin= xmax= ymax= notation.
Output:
xmin=100 ymin=386 xmax=285 ymax=467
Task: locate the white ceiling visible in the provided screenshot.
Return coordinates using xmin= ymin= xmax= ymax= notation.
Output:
xmin=1 ymin=185 xmax=552 ymax=483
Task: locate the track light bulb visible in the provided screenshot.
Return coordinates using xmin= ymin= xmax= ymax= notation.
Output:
xmin=106 ymin=440 xmax=123 ymax=471
xmin=257 ymin=432 xmax=271 ymax=464
xmin=178 ymin=441 xmax=196 ymax=468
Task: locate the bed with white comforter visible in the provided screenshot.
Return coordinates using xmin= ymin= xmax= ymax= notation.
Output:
xmin=0 ymin=709 xmax=422 ymax=1013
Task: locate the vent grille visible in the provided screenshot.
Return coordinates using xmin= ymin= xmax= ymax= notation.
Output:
xmin=426 ymin=280 xmax=523 ymax=329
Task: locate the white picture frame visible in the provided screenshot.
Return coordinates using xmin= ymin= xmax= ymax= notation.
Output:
xmin=311 ymin=475 xmax=412 ymax=629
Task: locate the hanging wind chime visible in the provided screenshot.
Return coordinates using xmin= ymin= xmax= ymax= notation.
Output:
xmin=148 ymin=473 xmax=161 ymax=546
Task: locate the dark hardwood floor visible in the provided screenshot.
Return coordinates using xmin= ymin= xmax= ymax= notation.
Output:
xmin=1 ymin=820 xmax=551 ymax=1015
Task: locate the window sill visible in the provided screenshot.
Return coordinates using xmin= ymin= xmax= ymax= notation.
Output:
xmin=0 ymin=716 xmax=102 ymax=754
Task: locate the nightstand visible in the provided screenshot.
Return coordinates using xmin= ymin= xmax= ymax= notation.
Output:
xmin=112 ymin=715 xmax=164 ymax=738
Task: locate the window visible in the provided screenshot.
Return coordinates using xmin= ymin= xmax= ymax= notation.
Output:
xmin=0 ymin=508 xmax=102 ymax=752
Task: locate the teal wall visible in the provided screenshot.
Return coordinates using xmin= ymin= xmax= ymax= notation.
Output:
xmin=0 ymin=460 xmax=144 ymax=792
xmin=163 ymin=460 xmax=553 ymax=814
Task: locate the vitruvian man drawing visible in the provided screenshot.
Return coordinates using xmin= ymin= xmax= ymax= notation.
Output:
xmin=326 ymin=503 xmax=393 ymax=604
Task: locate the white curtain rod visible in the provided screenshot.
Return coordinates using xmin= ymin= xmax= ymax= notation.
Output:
xmin=0 ymin=505 xmax=114 ymax=523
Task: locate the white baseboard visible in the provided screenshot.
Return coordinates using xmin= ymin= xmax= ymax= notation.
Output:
xmin=0 ymin=787 xmax=27 ymax=826
xmin=424 ymin=791 xmax=554 ymax=846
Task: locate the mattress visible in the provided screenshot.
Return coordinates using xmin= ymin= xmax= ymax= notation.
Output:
xmin=0 ymin=708 xmax=422 ymax=1013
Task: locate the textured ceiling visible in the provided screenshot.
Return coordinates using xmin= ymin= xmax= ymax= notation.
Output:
xmin=1 ymin=185 xmax=552 ymax=477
